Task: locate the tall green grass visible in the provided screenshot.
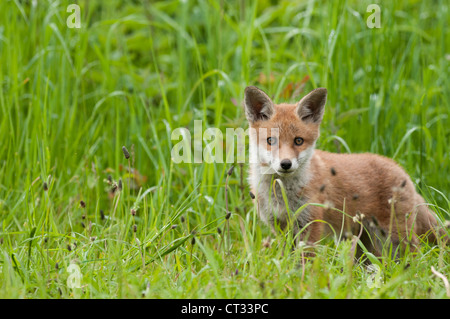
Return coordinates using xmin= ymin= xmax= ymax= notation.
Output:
xmin=0 ymin=0 xmax=448 ymax=298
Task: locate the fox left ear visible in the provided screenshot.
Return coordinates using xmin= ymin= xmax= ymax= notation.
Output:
xmin=296 ymin=88 xmax=327 ymax=124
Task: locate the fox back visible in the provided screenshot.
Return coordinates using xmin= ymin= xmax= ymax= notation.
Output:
xmin=244 ymin=86 xmax=446 ymax=256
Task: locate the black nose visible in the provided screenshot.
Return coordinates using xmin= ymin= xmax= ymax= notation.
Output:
xmin=280 ymin=159 xmax=292 ymax=170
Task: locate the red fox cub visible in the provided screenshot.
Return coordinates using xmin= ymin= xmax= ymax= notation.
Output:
xmin=245 ymin=86 xmax=446 ymax=256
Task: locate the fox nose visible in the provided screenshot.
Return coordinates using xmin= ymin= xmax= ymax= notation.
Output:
xmin=280 ymin=159 xmax=292 ymax=170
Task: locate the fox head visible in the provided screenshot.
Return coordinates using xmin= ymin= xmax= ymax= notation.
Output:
xmin=244 ymin=86 xmax=327 ymax=176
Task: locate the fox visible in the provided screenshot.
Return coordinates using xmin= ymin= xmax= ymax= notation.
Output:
xmin=244 ymin=85 xmax=446 ymax=257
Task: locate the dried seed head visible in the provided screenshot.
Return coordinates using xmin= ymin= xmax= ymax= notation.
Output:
xmin=133 ymin=224 xmax=137 ymax=233
xmin=217 ymin=227 xmax=222 ymax=235
xmin=131 ymin=209 xmax=136 ymax=216
xmin=55 ymin=262 xmax=59 ymax=270
xmin=391 ymin=186 xmax=401 ymax=193
xmin=82 ymin=214 xmax=86 ymax=220
xmin=122 ymin=146 xmax=130 ymax=159
xmin=81 ymin=222 xmax=86 ymax=228
xmin=118 ymin=179 xmax=123 ymax=191
xmin=107 ymin=175 xmax=113 ymax=184
xmin=90 ymin=236 xmax=97 ymax=241
xmin=371 ymin=216 xmax=379 ymax=227
xmin=352 ymin=212 xmax=365 ymax=223
xmin=262 ymin=237 xmax=271 ymax=248
xmin=100 ymin=210 xmax=105 ymax=220
xmin=80 ymin=200 xmax=86 ymax=208
xmin=44 ymin=237 xmax=49 ymax=244
xmin=227 ymin=165 xmax=235 ymax=176
xmin=67 ymin=244 xmax=72 ymax=252
xmin=249 ymin=191 xmax=255 ymax=199
xmin=171 ymin=224 xmax=178 ymax=230
xmin=297 ymin=241 xmax=306 ymax=249
xmin=111 ymin=183 xmax=118 ymax=194
xmin=323 ymin=200 xmax=335 ymax=210
xmin=43 ymin=182 xmax=48 ymax=192
xmin=388 ymin=197 xmax=397 ymax=205
xmin=180 ymin=216 xmax=185 ymax=223
xmin=225 ymin=212 xmax=231 ymax=220
xmin=191 ymin=236 xmax=196 ymax=245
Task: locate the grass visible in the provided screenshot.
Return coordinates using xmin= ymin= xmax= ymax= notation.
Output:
xmin=0 ymin=0 xmax=449 ymax=299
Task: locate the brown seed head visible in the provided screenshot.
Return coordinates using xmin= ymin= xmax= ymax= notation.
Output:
xmin=227 ymin=165 xmax=235 ymax=176
xmin=122 ymin=146 xmax=130 ymax=159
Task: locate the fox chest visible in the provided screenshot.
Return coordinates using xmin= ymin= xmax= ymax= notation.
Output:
xmin=256 ymin=176 xmax=309 ymax=228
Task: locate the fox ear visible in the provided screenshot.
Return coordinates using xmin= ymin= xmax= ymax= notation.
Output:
xmin=296 ymin=88 xmax=327 ymax=123
xmin=244 ymin=86 xmax=274 ymax=123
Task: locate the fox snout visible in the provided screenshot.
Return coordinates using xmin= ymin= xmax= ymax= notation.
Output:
xmin=274 ymin=157 xmax=298 ymax=176
xmin=273 ymin=157 xmax=297 ymax=175
xmin=271 ymin=149 xmax=313 ymax=176
xmin=280 ymin=159 xmax=292 ymax=170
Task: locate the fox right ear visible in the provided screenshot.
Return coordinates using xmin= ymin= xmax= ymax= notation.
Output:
xmin=244 ymin=86 xmax=274 ymax=123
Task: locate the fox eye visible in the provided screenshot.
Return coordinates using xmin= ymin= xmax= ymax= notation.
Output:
xmin=267 ymin=137 xmax=277 ymax=145
xmin=294 ymin=137 xmax=304 ymax=146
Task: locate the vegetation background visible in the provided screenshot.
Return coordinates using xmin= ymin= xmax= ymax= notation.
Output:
xmin=0 ymin=0 xmax=448 ymax=298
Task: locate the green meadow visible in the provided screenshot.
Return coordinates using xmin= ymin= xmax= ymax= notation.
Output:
xmin=0 ymin=0 xmax=449 ymax=298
